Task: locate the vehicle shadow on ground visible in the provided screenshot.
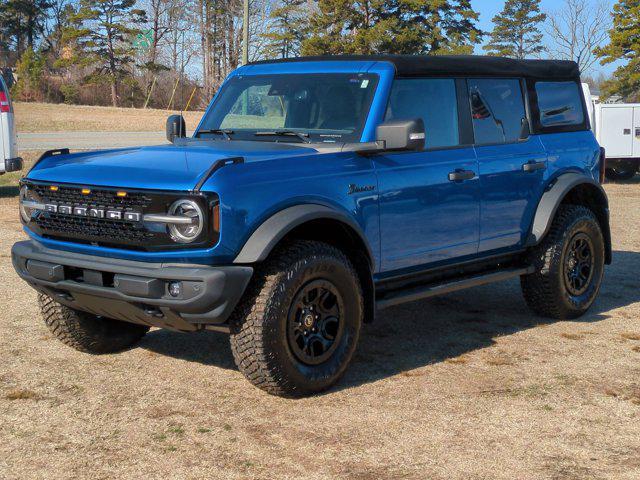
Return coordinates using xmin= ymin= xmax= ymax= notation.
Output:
xmin=139 ymin=250 xmax=640 ymax=390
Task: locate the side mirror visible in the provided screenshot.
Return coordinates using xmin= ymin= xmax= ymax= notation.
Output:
xmin=519 ymin=117 xmax=531 ymax=140
xmin=166 ymin=114 xmax=186 ymax=143
xmin=376 ymin=118 xmax=425 ymax=152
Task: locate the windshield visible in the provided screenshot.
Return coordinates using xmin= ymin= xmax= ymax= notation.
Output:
xmin=197 ymin=73 xmax=379 ymax=143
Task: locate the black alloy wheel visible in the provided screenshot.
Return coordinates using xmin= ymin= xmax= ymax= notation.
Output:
xmin=563 ymin=233 xmax=595 ymax=296
xmin=287 ymin=279 xmax=345 ymax=366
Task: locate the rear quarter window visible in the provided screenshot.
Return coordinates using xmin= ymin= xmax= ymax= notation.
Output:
xmin=535 ymin=81 xmax=585 ymax=127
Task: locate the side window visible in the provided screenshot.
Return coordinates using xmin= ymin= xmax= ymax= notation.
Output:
xmin=468 ymin=78 xmax=526 ymax=145
xmin=535 ymin=81 xmax=585 ymax=127
xmin=385 ymin=78 xmax=459 ymax=149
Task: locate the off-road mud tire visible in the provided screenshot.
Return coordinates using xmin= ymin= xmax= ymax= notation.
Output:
xmin=521 ymin=205 xmax=605 ymax=320
xmin=229 ymin=241 xmax=363 ymax=397
xmin=39 ymin=293 xmax=150 ymax=353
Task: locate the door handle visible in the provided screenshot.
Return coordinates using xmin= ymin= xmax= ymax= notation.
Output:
xmin=522 ymin=161 xmax=546 ymax=173
xmin=448 ymin=169 xmax=476 ymax=182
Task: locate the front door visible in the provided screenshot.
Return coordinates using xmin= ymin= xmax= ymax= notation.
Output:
xmin=376 ymin=78 xmax=480 ymax=273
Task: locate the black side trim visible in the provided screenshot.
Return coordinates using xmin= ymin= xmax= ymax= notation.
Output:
xmin=376 ymin=250 xmax=526 ymax=294
xmin=377 ymin=266 xmax=534 ymax=309
xmin=234 ymin=204 xmax=374 ymax=267
xmin=527 ymin=173 xmax=612 ymax=264
xmin=193 ymin=156 xmax=244 ymax=191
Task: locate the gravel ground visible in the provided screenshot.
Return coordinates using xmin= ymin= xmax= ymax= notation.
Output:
xmin=1 ymin=180 xmax=639 ymax=480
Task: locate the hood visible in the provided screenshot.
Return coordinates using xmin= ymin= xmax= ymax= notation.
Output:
xmin=27 ymin=140 xmax=328 ymax=191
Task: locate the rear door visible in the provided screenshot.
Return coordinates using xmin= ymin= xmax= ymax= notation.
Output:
xmin=469 ymin=78 xmax=547 ymax=253
xmin=633 ymin=107 xmax=640 ymax=158
xmin=376 ymin=78 xmax=480 ymax=273
xmin=600 ymin=106 xmax=634 ymax=158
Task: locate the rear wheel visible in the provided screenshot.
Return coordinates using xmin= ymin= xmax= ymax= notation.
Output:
xmin=39 ymin=294 xmax=149 ymax=353
xmin=605 ymin=161 xmax=637 ymax=181
xmin=521 ymin=205 xmax=605 ymax=319
xmin=229 ymin=241 xmax=363 ymax=397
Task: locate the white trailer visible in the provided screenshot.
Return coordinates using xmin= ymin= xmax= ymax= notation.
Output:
xmin=0 ymin=75 xmax=21 ymax=175
xmin=583 ymin=83 xmax=640 ymax=180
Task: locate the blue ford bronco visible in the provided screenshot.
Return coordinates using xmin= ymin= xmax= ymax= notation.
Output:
xmin=12 ymin=55 xmax=611 ymax=397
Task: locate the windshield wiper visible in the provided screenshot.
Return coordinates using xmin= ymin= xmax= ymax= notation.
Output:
xmin=254 ymin=130 xmax=311 ymax=143
xmin=196 ymin=129 xmax=234 ymax=140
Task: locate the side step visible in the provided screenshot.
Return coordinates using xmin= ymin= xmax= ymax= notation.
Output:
xmin=376 ymin=266 xmax=534 ymax=309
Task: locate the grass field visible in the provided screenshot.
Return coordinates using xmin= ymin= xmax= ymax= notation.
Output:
xmin=14 ymin=102 xmax=204 ymax=133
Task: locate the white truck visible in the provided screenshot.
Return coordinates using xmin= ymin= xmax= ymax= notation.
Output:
xmin=0 ymin=74 xmax=21 ymax=175
xmin=583 ymin=83 xmax=640 ymax=181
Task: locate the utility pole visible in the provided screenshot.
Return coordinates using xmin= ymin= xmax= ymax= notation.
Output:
xmin=242 ymin=0 xmax=249 ymax=65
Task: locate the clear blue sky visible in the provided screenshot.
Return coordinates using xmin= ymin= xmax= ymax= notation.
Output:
xmin=471 ymin=0 xmax=617 ymax=76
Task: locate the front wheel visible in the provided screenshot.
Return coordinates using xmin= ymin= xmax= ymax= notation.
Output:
xmin=521 ymin=205 xmax=605 ymax=319
xmin=229 ymin=241 xmax=363 ymax=397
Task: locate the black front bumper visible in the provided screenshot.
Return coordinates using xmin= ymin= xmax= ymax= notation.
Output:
xmin=12 ymin=241 xmax=253 ymax=332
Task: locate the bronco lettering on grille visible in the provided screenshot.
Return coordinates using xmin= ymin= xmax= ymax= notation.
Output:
xmin=44 ymin=203 xmax=141 ymax=222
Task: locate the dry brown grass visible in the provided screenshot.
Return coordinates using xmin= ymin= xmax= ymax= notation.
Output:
xmin=1 ymin=178 xmax=640 ymax=479
xmin=445 ymin=356 xmax=469 ymax=365
xmin=620 ymin=332 xmax=640 ymax=341
xmin=560 ymin=332 xmax=583 ymax=340
xmin=5 ymin=389 xmax=40 ymax=400
xmin=14 ymin=102 xmax=203 ymax=133
xmin=485 ymin=355 xmax=516 ymax=366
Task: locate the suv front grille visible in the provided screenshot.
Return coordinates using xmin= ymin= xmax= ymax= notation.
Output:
xmin=31 ymin=184 xmax=153 ymax=210
xmin=35 ymin=214 xmax=155 ymax=246
xmin=23 ymin=181 xmax=216 ymax=251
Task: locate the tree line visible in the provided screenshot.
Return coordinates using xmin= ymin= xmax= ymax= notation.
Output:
xmin=0 ymin=0 xmax=637 ymax=109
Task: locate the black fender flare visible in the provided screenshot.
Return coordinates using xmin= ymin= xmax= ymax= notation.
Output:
xmin=527 ymin=173 xmax=612 ymax=263
xmin=233 ymin=204 xmax=374 ymax=266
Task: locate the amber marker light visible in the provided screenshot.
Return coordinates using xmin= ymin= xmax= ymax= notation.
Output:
xmin=81 ymin=188 xmax=91 ymax=195
xmin=116 ymin=191 xmax=127 ymax=198
xmin=213 ymin=203 xmax=220 ymax=233
xmin=49 ymin=185 xmax=59 ymax=192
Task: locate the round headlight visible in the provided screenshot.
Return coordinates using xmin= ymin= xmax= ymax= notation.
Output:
xmin=168 ymin=199 xmax=204 ymax=243
xmin=19 ymin=185 xmax=37 ymax=223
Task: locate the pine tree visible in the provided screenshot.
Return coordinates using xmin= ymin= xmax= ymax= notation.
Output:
xmin=59 ymin=0 xmax=146 ymax=107
xmin=0 ymin=0 xmax=53 ymax=55
xmin=302 ymin=0 xmax=482 ymax=56
xmin=263 ymin=0 xmax=308 ymax=58
xmin=596 ymin=0 xmax=640 ymax=101
xmin=483 ymin=0 xmax=546 ymax=59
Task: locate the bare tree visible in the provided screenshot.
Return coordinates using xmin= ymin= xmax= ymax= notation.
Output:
xmin=546 ymin=0 xmax=611 ymax=73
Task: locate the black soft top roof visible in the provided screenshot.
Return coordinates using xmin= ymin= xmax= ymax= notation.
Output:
xmin=248 ymin=55 xmax=580 ymax=80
